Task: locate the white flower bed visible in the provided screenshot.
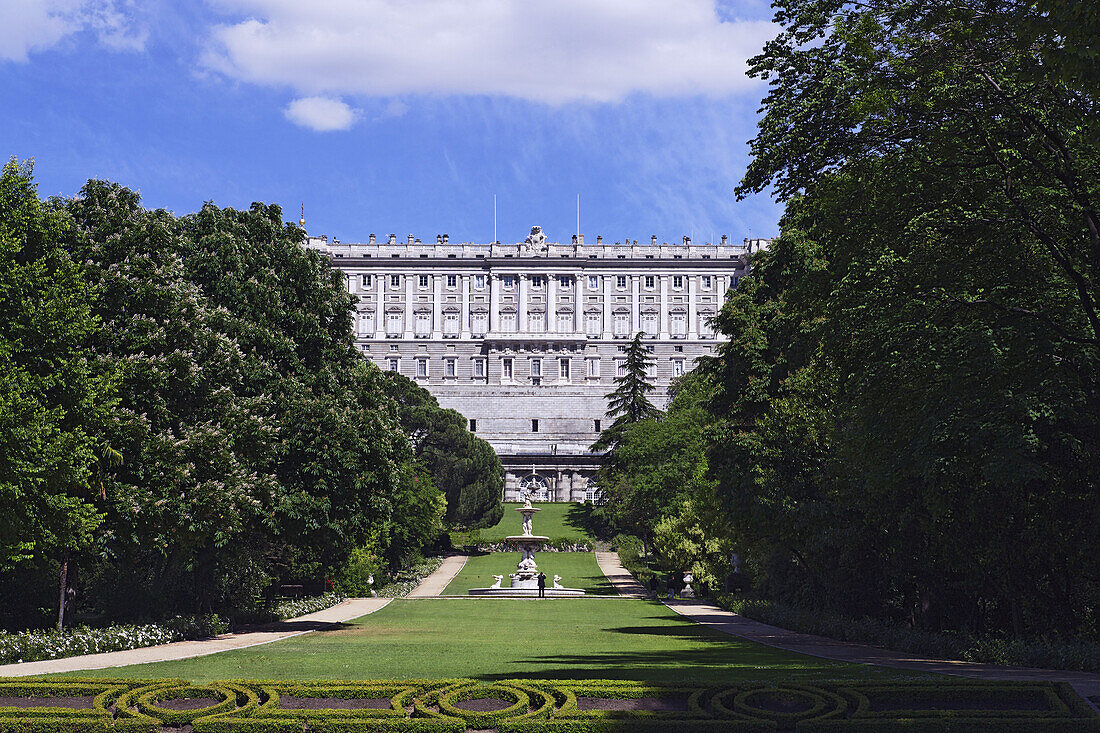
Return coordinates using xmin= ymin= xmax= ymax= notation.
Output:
xmin=0 ymin=615 xmax=227 ymax=665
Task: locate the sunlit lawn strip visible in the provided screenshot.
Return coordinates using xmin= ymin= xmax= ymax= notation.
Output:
xmin=441 ymin=552 xmax=615 ymax=595
xmin=59 ymin=599 xmax=919 ymax=684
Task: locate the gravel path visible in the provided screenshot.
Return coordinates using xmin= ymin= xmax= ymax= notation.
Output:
xmin=663 ymin=599 xmax=1100 ymax=707
xmin=0 ymin=598 xmax=391 ymax=677
xmin=406 ymin=555 xmax=467 ymax=597
xmin=594 ymin=552 xmax=648 ymax=598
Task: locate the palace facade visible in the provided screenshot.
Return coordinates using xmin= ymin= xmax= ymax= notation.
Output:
xmin=306 ymin=228 xmax=768 ymax=502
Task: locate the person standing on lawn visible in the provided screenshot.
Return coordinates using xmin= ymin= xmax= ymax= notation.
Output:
xmin=537 ymin=571 xmax=547 ymax=598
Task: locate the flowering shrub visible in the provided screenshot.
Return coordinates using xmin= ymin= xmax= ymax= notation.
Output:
xmin=271 ymin=593 xmax=345 ymax=620
xmin=0 ymin=614 xmax=228 ymax=665
xmin=377 ymin=555 xmax=445 ymax=597
xmin=474 ymin=540 xmax=593 ymax=553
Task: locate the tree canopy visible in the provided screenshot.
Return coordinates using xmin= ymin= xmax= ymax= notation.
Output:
xmin=704 ymin=0 xmax=1099 ymax=635
xmin=0 ymin=165 xmax=450 ymax=627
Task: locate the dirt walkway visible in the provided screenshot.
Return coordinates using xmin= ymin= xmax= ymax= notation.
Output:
xmin=406 ymin=555 xmax=467 ymax=597
xmin=594 ymin=551 xmax=648 ymax=598
xmin=664 ymin=599 xmax=1100 ymax=705
xmin=0 ymin=598 xmax=390 ymax=677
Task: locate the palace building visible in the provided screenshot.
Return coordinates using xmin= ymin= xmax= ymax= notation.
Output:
xmin=305 ymin=227 xmax=769 ymax=502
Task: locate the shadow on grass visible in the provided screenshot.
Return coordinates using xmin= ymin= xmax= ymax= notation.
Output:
xmin=564 ymin=502 xmax=614 ymax=540
xmin=250 ymin=620 xmax=355 ymax=633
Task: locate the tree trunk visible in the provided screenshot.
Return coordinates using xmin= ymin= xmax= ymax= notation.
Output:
xmin=57 ymin=552 xmax=69 ymax=631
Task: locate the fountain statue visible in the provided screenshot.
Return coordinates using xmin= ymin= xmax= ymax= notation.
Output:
xmin=468 ymin=493 xmax=585 ymax=597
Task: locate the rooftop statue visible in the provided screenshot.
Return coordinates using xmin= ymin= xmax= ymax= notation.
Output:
xmin=523 ymin=226 xmax=548 ymax=256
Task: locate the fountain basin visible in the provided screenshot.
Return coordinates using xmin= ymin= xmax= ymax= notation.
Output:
xmin=467 ymin=587 xmax=585 ymax=597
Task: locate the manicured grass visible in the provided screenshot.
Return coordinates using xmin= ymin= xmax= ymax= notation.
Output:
xmin=442 ymin=552 xmax=616 ymax=595
xmin=65 ymin=598 xmax=924 ymax=684
xmin=475 ymin=502 xmax=595 ymax=543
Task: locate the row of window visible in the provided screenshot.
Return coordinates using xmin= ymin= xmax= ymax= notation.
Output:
xmin=348 ymin=273 xmax=720 ymax=293
xmin=469 ymin=418 xmax=605 ymax=435
xmin=359 ymin=311 xmax=716 ymax=337
xmin=384 ymin=356 xmax=688 ymax=380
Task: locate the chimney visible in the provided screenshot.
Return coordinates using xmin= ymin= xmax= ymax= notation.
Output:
xmin=571 ymin=234 xmax=578 ymax=244
xmin=443 ymin=234 xmax=449 ymax=244
xmin=578 ymin=234 xmax=584 ymax=245
xmin=388 ymin=234 xmax=397 ymax=244
xmin=651 ymin=235 xmax=657 ymax=245
xmin=369 ymin=233 xmax=376 ymax=244
xmin=683 ymin=236 xmax=691 ymax=246
xmin=407 ymin=234 xmax=414 ymax=244
xmin=721 ymin=235 xmax=728 ymax=246
xmin=597 ymin=235 xmax=603 ymax=244
xmin=414 ymin=238 xmax=421 ymax=244
xmin=436 ymin=234 xmax=443 ymax=244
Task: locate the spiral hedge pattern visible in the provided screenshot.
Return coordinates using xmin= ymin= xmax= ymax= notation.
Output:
xmin=0 ymin=677 xmax=1096 ymax=731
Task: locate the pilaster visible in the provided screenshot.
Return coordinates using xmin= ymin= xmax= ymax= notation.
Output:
xmin=688 ymin=275 xmax=698 ymax=338
xmin=660 ymin=274 xmax=669 ymax=339
xmin=460 ymin=274 xmax=471 ymax=338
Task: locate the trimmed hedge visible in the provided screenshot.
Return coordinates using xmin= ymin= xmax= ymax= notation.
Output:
xmin=0 ymin=677 xmax=1095 ymax=731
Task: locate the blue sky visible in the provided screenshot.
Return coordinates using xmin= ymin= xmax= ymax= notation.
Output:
xmin=2 ymin=1 xmax=781 ymax=245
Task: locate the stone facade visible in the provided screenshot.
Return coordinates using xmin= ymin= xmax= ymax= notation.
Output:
xmin=306 ymin=229 xmax=770 ymax=502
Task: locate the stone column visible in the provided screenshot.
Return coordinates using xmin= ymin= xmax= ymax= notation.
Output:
xmin=631 ymin=275 xmax=640 ymax=336
xmin=460 ymin=274 xmax=471 ymax=338
xmin=660 ymin=274 xmax=669 ymax=339
xmin=602 ymin=273 xmax=612 ymax=338
xmin=404 ymin=272 xmax=415 ymax=338
xmin=518 ymin=274 xmax=528 ymax=332
xmin=547 ymin=273 xmax=557 ymax=333
xmin=688 ymin=275 xmax=698 ymax=338
xmin=375 ymin=270 xmax=386 ymax=339
xmin=432 ymin=274 xmax=442 ymax=337
xmin=489 ymin=273 xmax=499 ymax=333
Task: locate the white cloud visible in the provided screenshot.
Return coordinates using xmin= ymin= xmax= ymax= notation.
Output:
xmin=284 ymin=96 xmax=359 ymax=131
xmin=204 ymin=0 xmax=774 ymax=104
xmin=0 ymin=0 xmax=146 ymax=61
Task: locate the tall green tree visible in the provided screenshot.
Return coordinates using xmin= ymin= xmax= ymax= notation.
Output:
xmin=705 ymin=0 xmax=1100 ymax=634
xmin=380 ymin=372 xmax=503 ymax=530
xmin=591 ymin=333 xmax=662 ymax=452
xmin=0 ymin=161 xmax=116 ymax=628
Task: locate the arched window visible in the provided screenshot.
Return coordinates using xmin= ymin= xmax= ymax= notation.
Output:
xmin=519 ymin=474 xmax=551 ymax=502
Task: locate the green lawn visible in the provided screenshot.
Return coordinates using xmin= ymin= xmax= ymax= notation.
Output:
xmin=65 ymin=598 xmax=923 ymax=684
xmin=442 ymin=552 xmax=615 ymax=595
xmin=473 ymin=502 xmax=597 ymax=543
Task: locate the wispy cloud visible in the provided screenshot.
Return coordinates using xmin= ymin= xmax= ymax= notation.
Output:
xmin=284 ymin=96 xmax=359 ymax=131
xmin=203 ymin=0 xmax=774 ymax=104
xmin=0 ymin=0 xmax=146 ymax=62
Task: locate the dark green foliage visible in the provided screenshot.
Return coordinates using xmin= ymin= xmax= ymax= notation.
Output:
xmin=0 ymin=167 xmax=446 ymax=626
xmin=6 ymin=678 xmax=1093 ymax=732
xmin=591 ymin=333 xmax=661 ymax=452
xmin=0 ymin=160 xmax=116 ymax=627
xmin=379 ymin=372 xmax=503 ymax=530
xmin=704 ymin=0 xmax=1100 ymax=639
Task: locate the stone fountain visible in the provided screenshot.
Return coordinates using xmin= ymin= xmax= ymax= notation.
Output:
xmin=468 ymin=497 xmax=585 ymax=597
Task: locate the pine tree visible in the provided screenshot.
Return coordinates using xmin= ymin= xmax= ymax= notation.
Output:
xmin=591 ymin=332 xmax=661 ymax=451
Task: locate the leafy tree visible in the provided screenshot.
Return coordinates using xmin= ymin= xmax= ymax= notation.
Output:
xmin=60 ymin=180 xmax=280 ymax=618
xmin=0 ymin=160 xmax=116 ymax=629
xmin=380 ymin=372 xmax=503 ymax=530
xmin=591 ymin=333 xmax=662 ymax=452
xmin=595 ymin=371 xmax=712 ymax=544
xmin=704 ymin=0 xmax=1100 ymax=635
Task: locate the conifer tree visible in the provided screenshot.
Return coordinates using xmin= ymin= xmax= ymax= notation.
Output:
xmin=591 ymin=332 xmax=661 ymax=451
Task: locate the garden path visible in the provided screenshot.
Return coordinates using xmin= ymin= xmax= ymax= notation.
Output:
xmin=664 ymin=599 xmax=1100 ymax=706
xmin=0 ymin=598 xmax=390 ymax=677
xmin=594 ymin=551 xmax=648 ymax=598
xmin=406 ymin=555 xmax=467 ymax=597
